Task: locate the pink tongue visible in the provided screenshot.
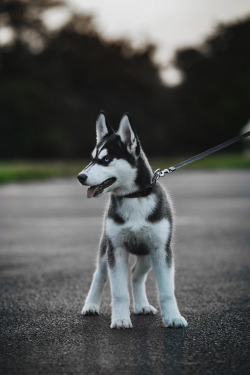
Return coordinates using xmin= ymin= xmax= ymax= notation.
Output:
xmin=87 ymin=186 xmax=97 ymax=198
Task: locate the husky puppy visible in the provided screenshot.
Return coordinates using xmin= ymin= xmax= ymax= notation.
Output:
xmin=77 ymin=112 xmax=187 ymax=329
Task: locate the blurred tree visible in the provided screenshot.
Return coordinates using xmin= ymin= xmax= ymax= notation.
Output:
xmin=0 ymin=0 xmax=249 ymax=158
xmin=0 ymin=0 xmax=165 ymax=158
xmin=173 ymin=17 xmax=250 ymax=152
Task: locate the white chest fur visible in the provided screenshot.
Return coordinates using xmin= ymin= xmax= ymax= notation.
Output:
xmin=105 ymin=194 xmax=171 ymax=253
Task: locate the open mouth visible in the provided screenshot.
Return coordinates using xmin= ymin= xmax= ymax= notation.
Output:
xmin=87 ymin=177 xmax=116 ymax=198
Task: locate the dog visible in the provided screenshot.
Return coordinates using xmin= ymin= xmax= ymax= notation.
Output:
xmin=77 ymin=112 xmax=187 ymax=329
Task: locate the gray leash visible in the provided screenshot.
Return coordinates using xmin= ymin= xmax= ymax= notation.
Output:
xmin=123 ymin=131 xmax=250 ymax=198
xmin=152 ymin=131 xmax=250 ymax=184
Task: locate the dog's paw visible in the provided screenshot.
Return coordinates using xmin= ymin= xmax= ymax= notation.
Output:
xmin=82 ymin=303 xmax=99 ymax=316
xmin=135 ymin=305 xmax=158 ymax=315
xmin=111 ymin=319 xmax=133 ymax=329
xmin=162 ymin=314 xmax=188 ymax=328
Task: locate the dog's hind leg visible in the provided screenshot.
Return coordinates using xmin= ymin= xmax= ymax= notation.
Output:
xmin=82 ymin=235 xmax=108 ymax=315
xmin=132 ymin=255 xmax=157 ymax=315
xmin=151 ymin=245 xmax=187 ymax=328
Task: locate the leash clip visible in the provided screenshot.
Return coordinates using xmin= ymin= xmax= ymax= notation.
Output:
xmin=163 ymin=166 xmax=176 ymax=174
xmin=152 ymin=169 xmax=165 ymax=184
xmin=152 ymin=166 xmax=176 ymax=185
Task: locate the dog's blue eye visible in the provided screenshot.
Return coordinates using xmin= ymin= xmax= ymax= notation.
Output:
xmin=103 ymin=156 xmax=111 ymax=164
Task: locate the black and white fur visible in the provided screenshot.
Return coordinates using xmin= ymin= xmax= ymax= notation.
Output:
xmin=77 ymin=112 xmax=187 ymax=329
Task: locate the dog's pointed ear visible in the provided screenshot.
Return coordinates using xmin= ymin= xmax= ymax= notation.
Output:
xmin=118 ymin=114 xmax=140 ymax=156
xmin=96 ymin=111 xmax=113 ymax=144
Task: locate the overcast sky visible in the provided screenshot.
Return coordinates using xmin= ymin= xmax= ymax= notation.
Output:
xmin=65 ymin=0 xmax=250 ymax=84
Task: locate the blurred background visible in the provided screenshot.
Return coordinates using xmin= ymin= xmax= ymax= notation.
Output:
xmin=1 ymin=4 xmax=250 ymax=373
xmin=0 ymin=0 xmax=250 ymax=177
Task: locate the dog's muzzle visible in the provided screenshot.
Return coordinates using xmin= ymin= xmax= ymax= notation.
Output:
xmin=77 ymin=173 xmax=116 ymax=198
xmin=77 ymin=173 xmax=88 ymax=185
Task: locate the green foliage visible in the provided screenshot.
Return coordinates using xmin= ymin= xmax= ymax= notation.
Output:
xmin=0 ymin=154 xmax=249 ymax=184
xmin=0 ymin=161 xmax=86 ymax=184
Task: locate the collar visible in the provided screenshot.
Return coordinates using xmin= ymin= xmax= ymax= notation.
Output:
xmin=119 ymin=169 xmax=164 ymax=198
xmin=121 ymin=183 xmax=154 ymax=198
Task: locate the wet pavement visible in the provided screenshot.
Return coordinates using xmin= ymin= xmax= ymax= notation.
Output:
xmin=0 ymin=170 xmax=250 ymax=374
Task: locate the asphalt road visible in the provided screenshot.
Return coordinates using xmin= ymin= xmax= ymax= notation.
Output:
xmin=0 ymin=170 xmax=250 ymax=375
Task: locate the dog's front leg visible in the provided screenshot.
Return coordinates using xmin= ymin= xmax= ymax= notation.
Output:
xmin=108 ymin=246 xmax=132 ymax=329
xmin=151 ymin=246 xmax=187 ymax=328
xmin=82 ymin=236 xmax=108 ymax=315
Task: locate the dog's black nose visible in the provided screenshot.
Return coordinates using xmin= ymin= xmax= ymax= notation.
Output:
xmin=77 ymin=173 xmax=88 ymax=185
